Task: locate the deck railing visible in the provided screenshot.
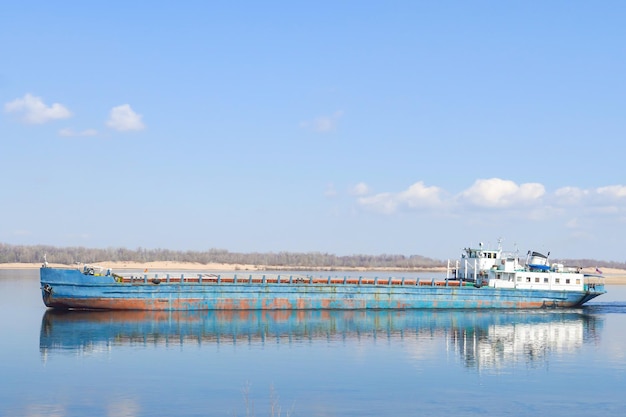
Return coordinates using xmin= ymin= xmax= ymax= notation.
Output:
xmin=119 ymin=274 xmax=471 ymax=287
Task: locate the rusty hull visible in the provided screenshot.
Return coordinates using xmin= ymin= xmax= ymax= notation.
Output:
xmin=39 ymin=267 xmax=605 ymax=311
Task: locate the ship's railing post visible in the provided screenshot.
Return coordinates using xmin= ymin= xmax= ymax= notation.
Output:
xmin=416 ymin=278 xmax=420 ymax=286
xmin=180 ymin=274 xmax=184 ymax=284
xmin=198 ymin=274 xmax=202 ymax=283
xmin=309 ymin=276 xmax=313 ymax=284
xmin=463 ymin=259 xmax=471 ymax=278
xmin=277 ymin=275 xmax=281 ymax=284
xmin=388 ymin=277 xmax=392 ymax=285
xmin=249 ymin=274 xmax=252 ymax=284
xmin=217 ymin=275 xmax=221 ymax=284
xmin=143 ymin=274 xmax=147 ymax=284
xmin=289 ymin=275 xmax=293 ymax=284
xmin=262 ymin=275 xmax=266 ymax=284
xmin=166 ymin=274 xmax=170 ymax=284
xmin=358 ymin=276 xmax=362 ymax=285
xmin=474 ymin=259 xmax=477 ymax=282
xmin=234 ymin=274 xmax=237 ymax=284
xmin=431 ymin=278 xmax=435 ymax=286
xmin=343 ymin=276 xmax=347 ymax=285
xmin=328 ymin=276 xmax=331 ymax=284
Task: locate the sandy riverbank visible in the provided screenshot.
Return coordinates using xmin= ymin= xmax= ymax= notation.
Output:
xmin=3 ymin=261 xmax=626 ymax=284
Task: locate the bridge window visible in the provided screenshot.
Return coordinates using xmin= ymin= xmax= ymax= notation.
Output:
xmin=544 ymin=278 xmax=549 ymax=283
xmin=576 ymin=279 xmax=581 ymax=284
xmin=555 ymin=278 xmax=560 ymax=284
xmin=566 ymin=279 xmax=571 ymax=284
xmin=526 ymin=277 xmax=531 ymax=282
xmin=535 ymin=277 xmax=540 ymax=283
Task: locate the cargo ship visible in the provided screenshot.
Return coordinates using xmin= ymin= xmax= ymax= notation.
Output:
xmin=39 ymin=243 xmax=605 ymax=310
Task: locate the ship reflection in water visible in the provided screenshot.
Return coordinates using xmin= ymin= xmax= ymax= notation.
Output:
xmin=40 ymin=309 xmax=602 ymax=370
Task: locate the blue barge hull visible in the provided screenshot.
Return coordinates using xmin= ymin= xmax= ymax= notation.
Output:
xmin=40 ymin=267 xmax=605 ymax=311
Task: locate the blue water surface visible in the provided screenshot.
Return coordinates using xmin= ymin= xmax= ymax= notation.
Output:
xmin=1 ymin=269 xmax=625 ymax=417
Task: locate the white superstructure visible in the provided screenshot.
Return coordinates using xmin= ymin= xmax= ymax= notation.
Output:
xmin=448 ymin=240 xmax=604 ymax=293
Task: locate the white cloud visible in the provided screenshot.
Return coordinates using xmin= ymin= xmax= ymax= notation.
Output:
xmin=358 ymin=192 xmax=398 ymax=214
xmin=4 ymin=93 xmax=72 ymax=124
xmin=351 ymin=177 xmax=626 ymax=230
xmin=300 ymin=110 xmax=343 ymax=132
xmin=350 ymin=182 xmax=370 ymax=196
xmin=357 ymin=181 xmax=445 ymax=213
xmin=459 ymin=178 xmax=545 ymax=208
xmin=106 ymin=104 xmax=145 ymax=131
xmin=342 ymin=177 xmax=626 ymax=260
xmin=554 ymin=186 xmax=588 ymax=205
xmin=399 ymin=181 xmax=445 ymax=208
xmin=596 ymin=185 xmax=626 ymax=199
xmin=552 ymin=185 xmax=626 ymax=210
xmin=59 ymin=128 xmax=98 ymax=137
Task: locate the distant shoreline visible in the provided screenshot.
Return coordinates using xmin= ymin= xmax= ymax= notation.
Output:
xmin=0 ymin=261 xmax=447 ymax=273
xmin=3 ymin=261 xmax=625 ymax=284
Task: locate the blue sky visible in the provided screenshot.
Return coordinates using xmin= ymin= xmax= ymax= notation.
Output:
xmin=2 ymin=1 xmax=625 ymax=262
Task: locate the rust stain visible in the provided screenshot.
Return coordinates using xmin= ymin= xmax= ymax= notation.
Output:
xmin=265 ymin=298 xmax=293 ymax=309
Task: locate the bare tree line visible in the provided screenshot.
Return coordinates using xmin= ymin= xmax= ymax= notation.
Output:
xmin=0 ymin=243 xmax=443 ymax=269
xmin=1 ymin=243 xmax=624 ymax=270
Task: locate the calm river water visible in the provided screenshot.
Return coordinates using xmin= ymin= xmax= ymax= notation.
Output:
xmin=1 ymin=269 xmax=625 ymax=417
